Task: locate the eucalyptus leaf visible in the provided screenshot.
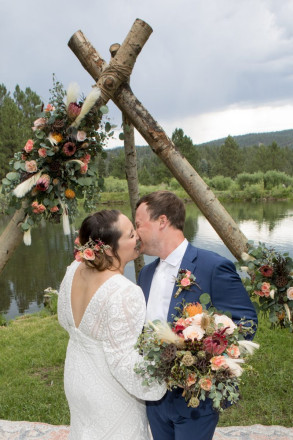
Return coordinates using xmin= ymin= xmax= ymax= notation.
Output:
xmin=6 ymin=172 xmax=20 ymax=181
xmin=2 ymin=178 xmax=11 ymax=185
xmin=13 ymin=161 xmax=21 ymax=170
xmin=199 ymin=293 xmax=211 ymax=305
xmin=99 ymin=105 xmax=109 ymax=114
xmin=21 ymin=223 xmax=30 ymax=231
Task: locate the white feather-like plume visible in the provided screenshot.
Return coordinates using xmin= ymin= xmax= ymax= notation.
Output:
xmin=23 ymin=229 xmax=32 ymax=246
xmin=59 ymin=200 xmax=71 ymax=236
xmin=238 ymin=340 xmax=260 ymax=355
xmin=13 ymin=171 xmax=42 ymax=198
xmin=66 ymin=82 xmax=80 ymax=109
xmin=224 ymin=358 xmax=245 ymax=377
xmin=148 ymin=321 xmax=185 ymax=347
xmin=71 ymin=87 xmax=101 ymax=128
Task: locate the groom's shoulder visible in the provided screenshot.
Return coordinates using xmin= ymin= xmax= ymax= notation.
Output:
xmin=189 ymin=243 xmax=229 ymax=264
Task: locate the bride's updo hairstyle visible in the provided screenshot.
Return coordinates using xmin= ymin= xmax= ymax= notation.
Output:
xmin=78 ymin=209 xmax=122 ymax=271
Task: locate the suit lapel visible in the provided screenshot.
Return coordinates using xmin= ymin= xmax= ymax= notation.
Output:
xmin=167 ymin=243 xmax=198 ymax=322
xmin=143 ymin=258 xmax=160 ymax=304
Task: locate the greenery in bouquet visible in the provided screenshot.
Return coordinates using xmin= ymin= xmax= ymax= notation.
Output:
xmin=1 ymin=77 xmax=114 ymax=244
xmin=135 ymin=294 xmax=259 ymax=411
xmin=236 ymin=241 xmax=293 ymax=330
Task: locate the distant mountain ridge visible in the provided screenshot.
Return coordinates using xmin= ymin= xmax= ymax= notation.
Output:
xmin=197 ymin=129 xmax=293 ymax=148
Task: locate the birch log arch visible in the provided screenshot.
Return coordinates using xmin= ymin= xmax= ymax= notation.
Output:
xmin=0 ymin=18 xmax=248 ymax=275
xmin=68 ymin=18 xmax=249 ymax=260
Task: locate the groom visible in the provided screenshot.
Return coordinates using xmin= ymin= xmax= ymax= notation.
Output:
xmin=135 ymin=190 xmax=258 ymax=440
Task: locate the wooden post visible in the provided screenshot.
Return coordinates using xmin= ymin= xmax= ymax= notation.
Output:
xmin=109 ymin=43 xmax=145 ymax=279
xmin=68 ymin=26 xmax=248 ymax=260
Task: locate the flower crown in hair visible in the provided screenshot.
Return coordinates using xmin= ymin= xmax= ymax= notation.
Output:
xmin=74 ymin=236 xmax=110 ymax=262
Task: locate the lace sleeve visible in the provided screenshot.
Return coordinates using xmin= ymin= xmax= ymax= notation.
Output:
xmin=102 ymin=282 xmax=166 ymax=401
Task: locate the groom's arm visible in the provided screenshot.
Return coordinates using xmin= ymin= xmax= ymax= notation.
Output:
xmin=209 ymin=258 xmax=258 ymax=338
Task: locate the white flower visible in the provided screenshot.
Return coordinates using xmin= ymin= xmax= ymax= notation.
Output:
xmin=183 ymin=324 xmax=205 ymax=341
xmin=270 ymin=289 xmax=275 ymax=299
xmin=214 ymin=314 xmax=237 ymax=335
xmin=77 ymin=131 xmax=87 ymax=142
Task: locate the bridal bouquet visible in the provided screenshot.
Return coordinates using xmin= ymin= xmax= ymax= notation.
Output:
xmin=135 ymin=295 xmax=259 ymax=411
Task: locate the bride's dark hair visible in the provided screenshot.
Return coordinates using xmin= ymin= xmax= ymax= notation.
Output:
xmin=78 ymin=209 xmax=122 ymax=271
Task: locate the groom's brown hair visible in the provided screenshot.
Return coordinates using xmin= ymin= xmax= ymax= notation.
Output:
xmin=136 ymin=190 xmax=185 ymax=231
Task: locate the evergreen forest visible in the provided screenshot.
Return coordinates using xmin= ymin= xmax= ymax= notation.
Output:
xmin=1 ymin=83 xmax=293 ymax=188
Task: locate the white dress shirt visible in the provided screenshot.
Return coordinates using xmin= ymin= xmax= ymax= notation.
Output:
xmin=145 ymin=239 xmax=189 ymax=323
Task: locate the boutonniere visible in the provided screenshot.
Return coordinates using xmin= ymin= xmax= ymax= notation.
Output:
xmin=174 ymin=269 xmax=201 ymax=298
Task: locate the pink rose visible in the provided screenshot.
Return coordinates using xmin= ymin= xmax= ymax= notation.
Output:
xmin=287 ymin=287 xmax=293 ymax=301
xmin=38 ymin=147 xmax=47 ymax=158
xmin=83 ymin=248 xmax=95 ymax=261
xmin=261 ymin=282 xmax=271 ymax=297
xmin=186 ymin=270 xmax=191 ymax=277
xmin=80 ymin=163 xmax=88 ymax=174
xmin=210 ymin=356 xmax=228 ymax=371
xmin=199 ymin=377 xmax=212 ymax=391
xmin=77 ymin=131 xmax=87 ymax=142
xmin=45 ymin=104 xmax=55 ymax=112
xmin=82 ymin=154 xmax=91 ymax=164
xmin=174 ymin=318 xmax=187 ymax=334
xmin=181 ymin=277 xmax=191 ymax=287
xmin=226 ymin=344 xmax=240 ymax=358
xmin=32 ymin=117 xmax=46 ymax=131
xmin=24 ymin=139 xmax=34 ymax=153
xmin=25 ymin=160 xmax=38 ymax=173
xmin=74 ymin=251 xmax=83 ymax=262
xmin=37 ymin=204 xmax=46 ymax=213
xmin=50 ymin=206 xmax=59 ymax=213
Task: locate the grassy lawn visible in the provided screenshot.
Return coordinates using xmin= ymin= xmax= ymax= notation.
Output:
xmin=0 ymin=313 xmax=292 ymax=427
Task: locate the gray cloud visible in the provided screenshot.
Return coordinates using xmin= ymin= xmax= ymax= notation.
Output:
xmin=1 ymin=0 xmax=293 ymax=135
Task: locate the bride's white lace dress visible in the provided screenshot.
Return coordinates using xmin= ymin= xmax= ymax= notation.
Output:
xmin=58 ymin=260 xmax=165 ymax=440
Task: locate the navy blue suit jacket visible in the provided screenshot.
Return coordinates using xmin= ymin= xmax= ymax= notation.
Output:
xmin=138 ymin=243 xmax=258 ymax=417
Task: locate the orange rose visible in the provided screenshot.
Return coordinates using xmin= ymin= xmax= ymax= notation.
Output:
xmin=199 ymin=377 xmax=212 ymax=391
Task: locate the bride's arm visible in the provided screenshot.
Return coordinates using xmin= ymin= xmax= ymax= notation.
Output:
xmin=102 ymin=282 xmax=166 ymax=401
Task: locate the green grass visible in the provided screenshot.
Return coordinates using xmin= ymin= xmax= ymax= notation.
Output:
xmin=0 ymin=314 xmax=292 ymax=427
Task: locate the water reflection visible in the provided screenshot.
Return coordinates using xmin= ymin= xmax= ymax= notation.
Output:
xmin=0 ymin=200 xmax=292 ymax=319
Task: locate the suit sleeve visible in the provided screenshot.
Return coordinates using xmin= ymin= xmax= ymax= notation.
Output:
xmin=209 ymin=258 xmax=258 ymax=338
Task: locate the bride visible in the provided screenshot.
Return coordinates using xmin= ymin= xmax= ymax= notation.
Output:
xmin=58 ymin=209 xmax=166 ymax=439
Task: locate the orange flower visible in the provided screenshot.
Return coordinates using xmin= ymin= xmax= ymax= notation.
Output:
xmin=184 ymin=302 xmax=203 ymax=317
xmin=51 ymin=132 xmax=63 ymax=143
xmin=65 ymin=189 xmax=76 ymax=199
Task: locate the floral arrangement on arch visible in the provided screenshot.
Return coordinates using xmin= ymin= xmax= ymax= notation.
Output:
xmin=2 ymin=80 xmax=113 ymax=245
xmin=237 ymin=241 xmax=293 ymax=330
xmin=135 ymin=294 xmax=258 ymax=411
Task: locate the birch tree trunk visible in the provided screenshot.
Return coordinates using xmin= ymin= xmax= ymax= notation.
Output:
xmin=68 ymin=26 xmax=248 ymax=260
xmin=122 ymin=114 xmax=145 ymax=279
xmin=109 ymin=43 xmax=145 ymax=279
xmin=0 ymin=206 xmax=26 ymax=272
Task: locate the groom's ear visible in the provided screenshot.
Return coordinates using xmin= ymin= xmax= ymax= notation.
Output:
xmin=158 ymin=215 xmax=168 ymax=229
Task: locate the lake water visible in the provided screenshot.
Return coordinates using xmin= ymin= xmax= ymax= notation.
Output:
xmin=1 ymin=199 xmax=293 ymax=320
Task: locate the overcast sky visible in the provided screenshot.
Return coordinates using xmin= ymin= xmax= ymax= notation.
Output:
xmin=2 ymin=0 xmax=293 ymax=147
